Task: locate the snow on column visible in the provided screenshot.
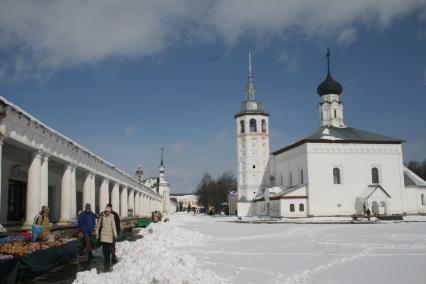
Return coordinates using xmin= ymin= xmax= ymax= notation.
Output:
xmin=99 ymin=178 xmax=109 ymax=212
xmin=25 ymin=150 xmax=42 ymax=225
xmin=83 ymin=173 xmax=92 ymax=208
xmin=111 ymin=182 xmax=120 ymax=213
xmin=128 ymin=188 xmax=134 ymax=216
xmin=40 ymin=154 xmax=49 ymax=209
xmin=69 ymin=166 xmax=77 ymax=219
xmin=59 ymin=164 xmax=72 ymax=223
xmin=120 ymin=186 xmax=128 ymax=217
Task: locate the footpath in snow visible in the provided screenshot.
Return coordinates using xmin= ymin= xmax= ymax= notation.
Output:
xmin=75 ymin=213 xmax=426 ymax=284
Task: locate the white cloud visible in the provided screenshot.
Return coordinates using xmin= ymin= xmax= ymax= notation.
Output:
xmin=337 ymin=28 xmax=358 ymax=46
xmin=0 ymin=0 xmax=425 ymax=79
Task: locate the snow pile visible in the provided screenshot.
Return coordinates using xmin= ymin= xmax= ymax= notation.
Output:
xmin=320 ymin=128 xmax=342 ymax=141
xmin=74 ymin=218 xmax=224 ymax=284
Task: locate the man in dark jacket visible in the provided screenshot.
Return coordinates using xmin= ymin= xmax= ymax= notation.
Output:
xmin=106 ymin=203 xmax=120 ymax=263
xmin=78 ymin=203 xmax=96 ymax=259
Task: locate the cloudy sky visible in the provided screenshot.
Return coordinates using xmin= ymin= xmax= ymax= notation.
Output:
xmin=1 ymin=0 xmax=426 ymax=193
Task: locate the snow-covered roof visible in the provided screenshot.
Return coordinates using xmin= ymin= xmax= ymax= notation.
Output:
xmin=403 ymin=166 xmax=426 ymax=187
xmin=0 ymin=96 xmax=157 ymax=194
xmin=272 ymin=126 xmax=402 ymax=155
xmin=358 ymin=185 xmax=391 ymax=199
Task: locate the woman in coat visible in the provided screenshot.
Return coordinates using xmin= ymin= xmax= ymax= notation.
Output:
xmin=96 ymin=205 xmax=117 ymax=268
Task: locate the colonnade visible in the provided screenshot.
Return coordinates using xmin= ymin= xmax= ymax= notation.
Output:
xmin=0 ymin=96 xmax=162 ymax=226
xmin=21 ymin=148 xmax=160 ymax=225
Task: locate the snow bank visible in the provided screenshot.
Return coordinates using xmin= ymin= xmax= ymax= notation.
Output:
xmin=74 ymin=217 xmax=225 ymax=284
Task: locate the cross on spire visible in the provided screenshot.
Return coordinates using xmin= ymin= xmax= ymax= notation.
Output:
xmin=326 ymin=48 xmax=331 ymax=74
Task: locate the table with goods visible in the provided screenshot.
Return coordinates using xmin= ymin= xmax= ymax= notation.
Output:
xmin=0 ymin=234 xmax=77 ymax=283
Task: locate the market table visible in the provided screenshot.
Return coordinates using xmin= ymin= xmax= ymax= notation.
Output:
xmin=19 ymin=239 xmax=78 ymax=279
xmin=0 ymin=239 xmax=78 ymax=282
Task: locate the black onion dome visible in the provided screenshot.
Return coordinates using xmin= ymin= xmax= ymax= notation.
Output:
xmin=317 ymin=72 xmax=343 ymax=96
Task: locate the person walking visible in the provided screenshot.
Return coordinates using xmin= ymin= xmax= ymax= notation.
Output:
xmin=78 ymin=203 xmax=96 ymax=259
xmin=106 ymin=203 xmax=121 ymax=264
xmin=96 ymin=205 xmax=117 ymax=270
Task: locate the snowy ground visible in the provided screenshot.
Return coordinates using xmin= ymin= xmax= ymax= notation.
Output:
xmin=74 ymin=213 xmax=426 ymax=284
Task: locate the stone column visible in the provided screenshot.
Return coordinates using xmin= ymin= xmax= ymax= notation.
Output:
xmin=111 ymin=182 xmax=120 ymax=213
xmin=99 ymin=178 xmax=109 ymax=212
xmin=135 ymin=192 xmax=140 ymax=216
xmin=25 ymin=150 xmax=42 ymax=225
xmin=0 ymin=136 xmax=5 ymax=223
xmin=70 ymin=166 xmax=77 ymax=219
xmin=83 ymin=173 xmax=92 ymax=208
xmin=120 ymin=186 xmax=128 ymax=218
xmin=59 ymin=164 xmax=72 ymax=223
xmin=128 ymin=188 xmax=134 ymax=216
xmin=40 ymin=154 xmax=49 ymax=208
xmin=91 ymin=174 xmax=96 ymax=211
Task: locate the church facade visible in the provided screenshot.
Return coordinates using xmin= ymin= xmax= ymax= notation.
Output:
xmin=236 ymin=49 xmax=426 ymax=218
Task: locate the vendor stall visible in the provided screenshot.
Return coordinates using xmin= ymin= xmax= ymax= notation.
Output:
xmin=0 ymin=236 xmax=77 ymax=282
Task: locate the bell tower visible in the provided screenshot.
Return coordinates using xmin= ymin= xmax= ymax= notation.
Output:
xmin=235 ymin=46 xmax=270 ymax=217
xmin=317 ymin=48 xmax=345 ymax=128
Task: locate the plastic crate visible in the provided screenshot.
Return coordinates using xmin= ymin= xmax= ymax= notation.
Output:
xmin=136 ymin=219 xmax=152 ymax=228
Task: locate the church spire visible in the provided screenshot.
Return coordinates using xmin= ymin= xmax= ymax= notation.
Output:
xmin=160 ymin=147 xmax=164 ymax=167
xmin=245 ymin=45 xmax=256 ymax=101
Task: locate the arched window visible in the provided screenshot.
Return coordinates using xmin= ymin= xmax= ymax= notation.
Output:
xmin=371 ymin=167 xmax=379 ymax=184
xmin=289 ymin=172 xmax=293 ymax=186
xmin=249 ymin=119 xmax=257 ymax=132
xmin=333 ymin=168 xmax=341 ymax=184
xmin=261 ymin=119 xmax=267 ymax=133
xmin=422 ymin=194 xmax=425 ymax=206
xmin=290 ymin=204 xmax=295 ymax=212
xmin=300 ymin=169 xmax=304 ymax=184
xmin=334 ymin=109 xmax=337 ymax=118
xmin=299 ymin=203 xmax=304 ymax=212
xmin=240 ymin=120 xmax=245 ymax=134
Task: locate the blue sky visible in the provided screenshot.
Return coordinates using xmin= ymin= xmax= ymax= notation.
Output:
xmin=0 ymin=1 xmax=426 ymax=193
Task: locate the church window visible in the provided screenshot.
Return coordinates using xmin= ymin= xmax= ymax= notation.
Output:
xmin=289 ymin=172 xmax=293 ymax=186
xmin=300 ymin=169 xmax=304 ymax=184
xmin=240 ymin=120 xmax=245 ymax=134
xmin=371 ymin=167 xmax=379 ymax=184
xmin=280 ymin=174 xmax=283 ymax=185
xmin=249 ymin=119 xmax=257 ymax=132
xmin=320 ymin=111 xmax=323 ymax=121
xmin=334 ymin=109 xmax=337 ymax=118
xmin=290 ymin=204 xmax=295 ymax=212
xmin=299 ymin=203 xmax=304 ymax=212
xmin=261 ymin=119 xmax=267 ymax=133
xmin=333 ymin=168 xmax=341 ymax=184
xmin=421 ymin=194 xmax=425 ymax=206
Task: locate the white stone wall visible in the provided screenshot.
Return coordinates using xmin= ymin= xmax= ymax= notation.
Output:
xmin=306 ymin=143 xmax=404 ymax=216
xmin=403 ymin=187 xmax=426 ymax=214
xmin=279 ymin=199 xmax=308 ymax=217
xmin=273 ymin=144 xmax=308 ymax=188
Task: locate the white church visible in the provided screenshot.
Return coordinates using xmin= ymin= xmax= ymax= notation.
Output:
xmin=236 ymin=48 xmax=426 ymax=218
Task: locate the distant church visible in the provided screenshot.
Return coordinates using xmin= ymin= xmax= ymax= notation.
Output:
xmin=236 ymin=48 xmax=426 ymax=218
